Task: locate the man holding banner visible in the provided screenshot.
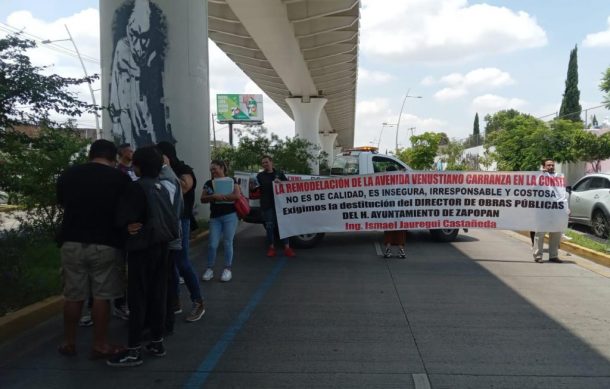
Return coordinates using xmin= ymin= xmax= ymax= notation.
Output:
xmin=533 ymin=159 xmax=563 ymax=263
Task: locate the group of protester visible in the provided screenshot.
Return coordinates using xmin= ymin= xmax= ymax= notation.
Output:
xmin=55 ymin=140 xmax=290 ymax=367
xmin=55 ymin=137 xmax=562 ymax=367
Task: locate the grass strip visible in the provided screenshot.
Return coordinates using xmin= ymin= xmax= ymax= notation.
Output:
xmin=565 ymin=230 xmax=610 ymax=253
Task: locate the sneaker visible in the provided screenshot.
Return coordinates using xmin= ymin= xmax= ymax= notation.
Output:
xmin=185 ymin=301 xmax=205 ymax=322
xmin=179 ymin=277 xmax=185 ymax=284
xmin=202 ymin=268 xmax=214 ymax=281
xmin=173 ymin=301 xmax=182 ymax=315
xmin=112 ymin=304 xmax=129 ymax=321
xmin=145 ymin=340 xmax=166 ymax=357
xmin=266 ymin=247 xmax=276 ymax=257
xmin=220 ymin=268 xmax=232 ymax=282
xmin=398 ymin=248 xmax=406 ymax=259
xmin=383 ymin=248 xmax=392 ymax=258
xmin=107 ymin=347 xmax=142 ymax=367
xmin=534 ymin=256 xmax=543 ymax=263
xmin=549 ymin=257 xmax=563 ymax=263
xmin=284 ymin=247 xmax=296 ymax=257
xmin=79 ymin=314 xmax=93 ymax=327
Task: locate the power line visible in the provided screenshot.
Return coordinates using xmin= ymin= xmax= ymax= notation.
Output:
xmin=0 ymin=22 xmax=100 ymax=65
xmin=536 ymin=103 xmax=608 ymax=121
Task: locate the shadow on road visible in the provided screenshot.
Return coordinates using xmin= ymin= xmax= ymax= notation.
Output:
xmin=2 ymin=226 xmax=610 ymax=388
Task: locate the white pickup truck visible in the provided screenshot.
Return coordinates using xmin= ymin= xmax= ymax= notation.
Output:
xmin=236 ymin=147 xmax=463 ymax=248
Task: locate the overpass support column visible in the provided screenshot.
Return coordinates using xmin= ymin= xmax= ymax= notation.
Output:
xmin=100 ymin=0 xmax=210 ymax=216
xmin=286 ymin=97 xmax=327 ymax=174
xmin=320 ymin=132 xmax=338 ymax=170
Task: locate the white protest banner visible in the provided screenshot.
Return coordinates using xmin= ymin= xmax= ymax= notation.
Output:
xmin=273 ymin=171 xmax=568 ymax=238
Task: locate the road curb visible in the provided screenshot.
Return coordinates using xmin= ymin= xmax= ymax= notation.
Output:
xmin=0 ymin=230 xmax=210 ymax=345
xmin=517 ymin=231 xmax=610 ymax=267
xmin=0 ymin=296 xmax=63 ymax=344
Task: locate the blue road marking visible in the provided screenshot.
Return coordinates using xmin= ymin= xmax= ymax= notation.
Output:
xmin=184 ymin=258 xmax=287 ymax=388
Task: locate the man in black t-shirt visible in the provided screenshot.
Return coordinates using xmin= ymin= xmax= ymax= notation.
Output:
xmin=57 ymin=139 xmax=130 ymax=359
xmin=256 ymin=155 xmax=295 ymax=258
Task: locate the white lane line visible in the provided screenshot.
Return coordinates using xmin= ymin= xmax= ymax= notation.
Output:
xmin=412 ymin=373 xmax=431 ymax=389
xmin=374 ymin=241 xmax=383 ymax=256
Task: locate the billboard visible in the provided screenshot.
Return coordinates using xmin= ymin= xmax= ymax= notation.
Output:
xmin=216 ymin=94 xmax=264 ymax=123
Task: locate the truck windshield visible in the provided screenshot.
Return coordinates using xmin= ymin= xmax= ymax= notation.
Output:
xmin=331 ymin=155 xmax=359 ymax=175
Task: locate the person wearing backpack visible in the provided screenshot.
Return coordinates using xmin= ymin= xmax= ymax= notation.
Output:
xmin=108 ymin=146 xmax=178 ymax=367
xmin=200 ymin=160 xmax=241 ymax=282
xmin=158 ymin=152 xmax=186 ymax=335
xmin=156 ymin=141 xmax=205 ymax=322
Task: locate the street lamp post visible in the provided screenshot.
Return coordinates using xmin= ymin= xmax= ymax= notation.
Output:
xmin=42 ymin=24 xmax=100 ymax=139
xmin=377 ymin=122 xmax=396 ymax=149
xmin=395 ymin=88 xmax=422 ymax=154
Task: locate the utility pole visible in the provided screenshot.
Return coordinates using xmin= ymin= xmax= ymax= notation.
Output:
xmin=211 ymin=113 xmax=216 ymax=147
xmin=395 ymin=88 xmax=422 ymax=154
xmin=42 ymin=25 xmax=100 ymax=139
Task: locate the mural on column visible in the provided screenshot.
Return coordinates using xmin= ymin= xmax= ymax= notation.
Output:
xmin=108 ymin=0 xmax=173 ymax=147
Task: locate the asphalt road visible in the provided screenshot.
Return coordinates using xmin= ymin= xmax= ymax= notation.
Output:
xmin=2 ymin=225 xmax=610 ymax=388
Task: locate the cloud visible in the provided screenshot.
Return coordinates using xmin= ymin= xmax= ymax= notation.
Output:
xmin=356 ymin=98 xmax=392 ymax=115
xmin=360 ymin=0 xmax=547 ymax=62
xmin=432 ymin=68 xmax=514 ymax=101
xmin=435 ymin=87 xmax=468 ymax=101
xmin=354 ymin=97 xmax=448 ymax=149
xmin=421 ymin=76 xmax=436 ymax=86
xmin=583 ymin=16 xmax=610 ymax=47
xmin=472 ymin=94 xmax=527 ymax=112
xmin=358 ymin=68 xmax=394 ymax=84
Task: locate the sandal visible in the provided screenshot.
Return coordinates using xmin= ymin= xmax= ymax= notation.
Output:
xmin=89 ymin=344 xmax=126 ymax=360
xmin=57 ymin=344 xmax=77 ymax=357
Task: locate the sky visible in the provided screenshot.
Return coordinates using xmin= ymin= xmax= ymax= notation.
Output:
xmin=1 ymin=0 xmax=609 ymax=154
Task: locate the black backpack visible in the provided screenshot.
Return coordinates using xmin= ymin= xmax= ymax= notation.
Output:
xmin=126 ymin=177 xmax=179 ymax=251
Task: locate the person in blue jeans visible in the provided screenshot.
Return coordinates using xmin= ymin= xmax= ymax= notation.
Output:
xmin=156 ymin=142 xmax=205 ymax=323
xmin=200 ymin=160 xmax=241 ymax=283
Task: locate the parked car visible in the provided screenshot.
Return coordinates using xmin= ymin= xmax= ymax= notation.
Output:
xmin=567 ymin=173 xmax=610 ymax=238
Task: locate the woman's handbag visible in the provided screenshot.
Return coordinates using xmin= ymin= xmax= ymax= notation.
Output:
xmin=235 ymin=194 xmax=251 ymax=219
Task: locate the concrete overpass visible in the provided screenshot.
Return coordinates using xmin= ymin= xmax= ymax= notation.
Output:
xmin=100 ymin=0 xmax=359 ymax=179
xmin=208 ymin=0 xmax=360 ymax=159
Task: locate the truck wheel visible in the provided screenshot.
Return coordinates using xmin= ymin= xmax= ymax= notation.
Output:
xmin=290 ymin=233 xmax=325 ymax=249
xmin=430 ymin=229 xmax=459 ymax=242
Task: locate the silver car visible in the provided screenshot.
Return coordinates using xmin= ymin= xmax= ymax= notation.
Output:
xmin=567 ymin=173 xmax=610 ymax=238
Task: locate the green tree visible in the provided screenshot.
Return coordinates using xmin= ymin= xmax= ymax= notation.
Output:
xmin=472 ymin=113 xmax=481 ymax=146
xmin=484 ymin=109 xmax=524 ymax=136
xmin=0 ymin=34 xmax=96 ymax=234
xmin=558 ymin=45 xmax=582 ymax=122
xmin=439 ymin=138 xmax=466 ymax=170
xmin=601 ymin=66 xmax=610 ymax=109
xmin=399 ymin=132 xmax=442 ymax=170
xmin=546 ymin=119 xmax=585 ymax=163
xmin=485 ymin=113 xmax=549 ymax=170
xmin=271 ymin=136 xmax=321 ymax=174
xmin=212 ymin=132 xmax=320 ymax=174
xmin=0 ymin=34 xmax=96 ymax=129
xmin=592 ymin=114 xmax=599 ymax=128
xmin=0 ymin=127 xmax=88 ymax=233
xmin=575 ymin=131 xmax=610 ymax=172
xmin=485 ymin=112 xmax=585 ymax=170
xmin=438 ymin=132 xmax=449 ymax=146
